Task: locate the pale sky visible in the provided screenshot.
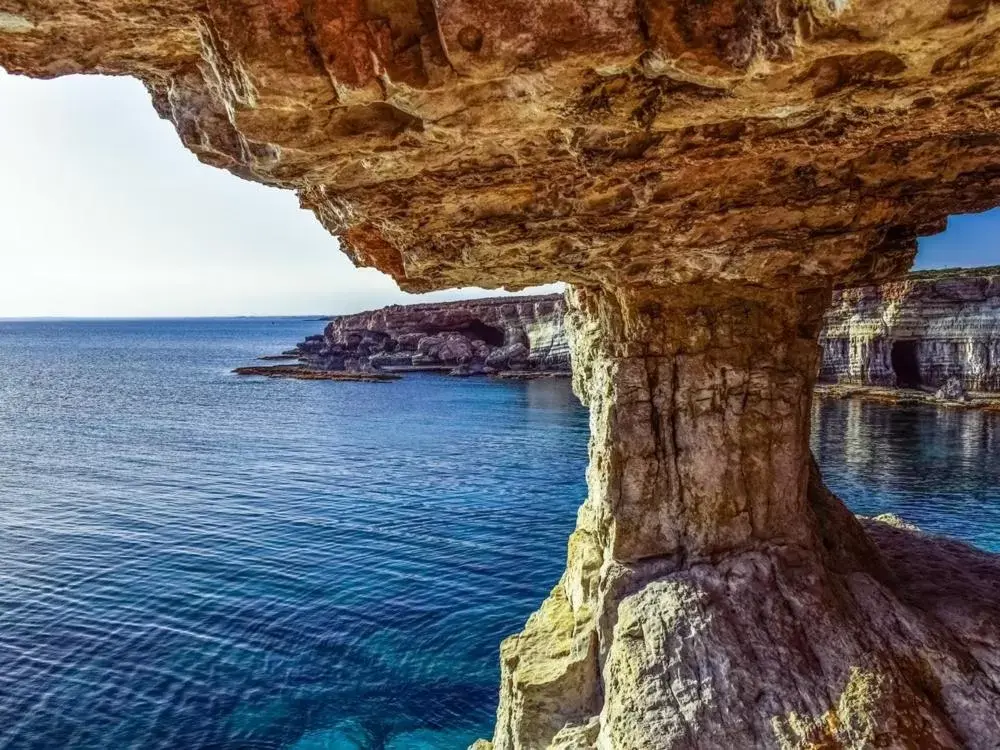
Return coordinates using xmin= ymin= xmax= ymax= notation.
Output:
xmin=0 ymin=68 xmax=997 ymax=318
xmin=0 ymin=69 xmax=559 ymax=318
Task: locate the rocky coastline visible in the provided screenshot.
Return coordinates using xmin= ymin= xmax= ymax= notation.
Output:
xmin=289 ymin=295 xmax=570 ymax=379
xmin=816 ymin=383 xmax=1000 ymax=411
xmin=263 ymin=269 xmax=1000 ymax=406
xmin=820 ymin=266 xmax=1000 ymax=393
xmin=20 ymin=3 xmax=1000 ymax=745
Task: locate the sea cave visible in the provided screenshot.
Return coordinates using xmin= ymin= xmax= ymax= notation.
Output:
xmin=891 ymin=339 xmax=924 ymax=389
xmin=4 ymin=0 xmax=1000 ymax=747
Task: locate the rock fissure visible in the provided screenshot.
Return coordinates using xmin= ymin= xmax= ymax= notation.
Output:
xmin=669 ymin=355 xmax=687 ymax=570
xmin=299 ymin=0 xmax=344 ymax=102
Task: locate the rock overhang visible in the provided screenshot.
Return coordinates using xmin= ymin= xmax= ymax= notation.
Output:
xmin=7 ymin=4 xmax=1000 ymax=747
xmin=2 ymin=0 xmax=1000 ymax=294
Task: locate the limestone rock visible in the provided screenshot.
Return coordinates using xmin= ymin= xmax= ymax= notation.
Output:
xmin=5 ymin=2 xmax=1000 ymax=749
xmin=300 ymin=295 xmax=569 ymax=375
xmin=298 ymin=265 xmax=1000 ymax=391
xmin=5 ymin=0 xmax=1000 ymax=294
xmin=486 ymin=287 xmax=1000 ymax=749
xmin=821 ymin=267 xmax=1000 ymax=391
xmin=936 ymin=376 xmax=968 ymax=401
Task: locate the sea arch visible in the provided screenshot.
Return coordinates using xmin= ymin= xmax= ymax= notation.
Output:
xmin=4 ymin=0 xmax=1000 ymax=746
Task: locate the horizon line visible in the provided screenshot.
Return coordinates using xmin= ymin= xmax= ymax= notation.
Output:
xmin=0 ymin=314 xmax=334 ymax=322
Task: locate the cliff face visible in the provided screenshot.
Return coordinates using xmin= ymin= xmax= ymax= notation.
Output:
xmin=822 ymin=267 xmax=1000 ymax=391
xmin=7 ymin=1 xmax=1000 ymax=748
xmin=303 ymin=269 xmax=1000 ymax=392
xmin=300 ymin=295 xmax=569 ymax=375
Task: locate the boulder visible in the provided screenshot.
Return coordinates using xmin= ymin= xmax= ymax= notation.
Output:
xmin=936 ymin=377 xmax=968 ymax=401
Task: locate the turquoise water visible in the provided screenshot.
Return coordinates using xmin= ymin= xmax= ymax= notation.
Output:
xmin=0 ymin=319 xmax=998 ymax=749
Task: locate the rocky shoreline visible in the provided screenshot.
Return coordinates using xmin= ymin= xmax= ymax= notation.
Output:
xmin=816 ymin=383 xmax=1000 ymax=411
xmin=232 ymin=365 xmax=400 ymax=382
xmin=16 ymin=2 xmax=1000 ymax=746
xmin=288 ymin=295 xmax=570 ymax=379
xmin=263 ymin=267 xmax=1000 ymax=398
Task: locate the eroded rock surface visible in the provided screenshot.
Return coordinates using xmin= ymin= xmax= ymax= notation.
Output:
xmin=490 ymin=286 xmax=1000 ymax=749
xmin=297 ymin=295 xmax=569 ymax=375
xmin=4 ymin=0 xmax=1000 ymax=294
xmin=821 ymin=266 xmax=1000 ymax=391
xmin=4 ymin=1 xmax=1000 ymax=748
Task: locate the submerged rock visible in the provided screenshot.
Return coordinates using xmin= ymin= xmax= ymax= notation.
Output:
xmin=232 ymin=365 xmax=399 ymax=383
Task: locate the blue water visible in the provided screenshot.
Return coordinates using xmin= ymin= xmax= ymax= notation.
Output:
xmin=0 ymin=320 xmax=998 ymax=750
xmin=813 ymin=398 xmax=1000 ymax=552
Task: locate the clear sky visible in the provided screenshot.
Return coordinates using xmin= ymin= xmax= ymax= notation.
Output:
xmin=916 ymin=209 xmax=1000 ymax=270
xmin=0 ymin=69 xmax=997 ymax=318
xmin=0 ymin=70 xmax=559 ymax=318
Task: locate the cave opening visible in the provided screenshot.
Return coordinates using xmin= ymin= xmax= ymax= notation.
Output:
xmin=462 ymin=320 xmax=505 ymax=347
xmin=891 ymin=340 xmax=923 ymax=388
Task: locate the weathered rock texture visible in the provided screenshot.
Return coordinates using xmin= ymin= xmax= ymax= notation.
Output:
xmin=293 ymin=266 xmax=1000 ymax=390
xmin=5 ymin=1 xmax=1000 ymax=747
xmin=821 ymin=266 xmax=1000 ymax=391
xmin=494 ymin=285 xmax=1000 ymax=749
xmin=298 ymin=295 xmax=569 ymax=375
xmin=6 ymin=0 xmax=1000 ymax=294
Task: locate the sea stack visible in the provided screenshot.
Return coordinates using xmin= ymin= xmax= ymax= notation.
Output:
xmin=5 ymin=1 xmax=1000 ymax=746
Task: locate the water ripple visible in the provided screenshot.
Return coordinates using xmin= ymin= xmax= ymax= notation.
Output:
xmin=0 ymin=320 xmax=588 ymax=749
xmin=0 ymin=320 xmax=997 ymax=749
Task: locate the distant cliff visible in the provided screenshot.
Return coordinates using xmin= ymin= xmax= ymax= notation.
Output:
xmin=820 ymin=267 xmax=1000 ymax=391
xmin=297 ymin=295 xmax=569 ymax=376
xmin=293 ymin=268 xmax=1000 ymax=390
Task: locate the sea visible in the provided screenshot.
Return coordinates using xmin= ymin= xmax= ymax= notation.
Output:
xmin=0 ymin=318 xmax=998 ymax=750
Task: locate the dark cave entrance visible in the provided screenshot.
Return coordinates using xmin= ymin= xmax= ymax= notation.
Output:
xmin=463 ymin=320 xmax=505 ymax=347
xmin=891 ymin=340 xmax=923 ymax=388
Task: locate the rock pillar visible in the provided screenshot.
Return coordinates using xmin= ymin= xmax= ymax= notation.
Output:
xmin=565 ymin=284 xmax=827 ymax=565
xmin=487 ymin=284 xmax=1000 ymax=750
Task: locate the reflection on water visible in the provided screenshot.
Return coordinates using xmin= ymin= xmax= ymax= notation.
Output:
xmin=523 ymin=377 xmax=580 ymax=412
xmin=812 ymin=398 xmax=1000 ymax=552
